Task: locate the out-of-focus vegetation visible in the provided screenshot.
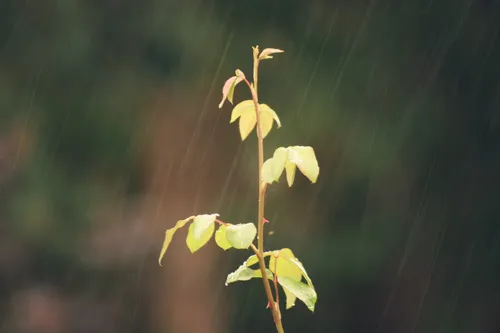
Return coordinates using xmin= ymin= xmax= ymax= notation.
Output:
xmin=1 ymin=1 xmax=499 ymax=332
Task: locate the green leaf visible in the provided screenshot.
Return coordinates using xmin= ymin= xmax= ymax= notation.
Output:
xmin=259 ymin=104 xmax=281 ymax=139
xmin=245 ymin=252 xmax=273 ymax=267
xmin=225 ymin=223 xmax=257 ymax=249
xmin=269 ymin=249 xmax=302 ymax=278
xmin=287 ymin=146 xmax=320 ymax=183
xmin=226 ymin=265 xmax=273 ymax=285
xmin=226 ymin=265 xmax=258 ymax=284
xmin=186 ymin=214 xmax=218 ymax=253
xmin=215 ymin=225 xmax=232 ymax=250
xmin=226 ymin=255 xmax=274 ymax=285
xmin=259 ymin=48 xmax=284 ymax=60
xmin=219 ymin=76 xmax=243 ymax=108
xmin=262 ymin=147 xmax=287 ymax=184
xmin=277 ymin=276 xmax=317 ymax=312
xmin=158 ymin=216 xmax=195 ymax=266
xmin=269 ymin=248 xmax=302 ymax=309
xmin=285 ymin=161 xmax=296 ymax=187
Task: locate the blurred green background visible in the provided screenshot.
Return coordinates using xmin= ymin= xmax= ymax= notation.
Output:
xmin=1 ymin=0 xmax=499 ymax=332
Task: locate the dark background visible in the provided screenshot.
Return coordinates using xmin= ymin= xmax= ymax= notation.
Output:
xmin=1 ymin=0 xmax=499 ymax=332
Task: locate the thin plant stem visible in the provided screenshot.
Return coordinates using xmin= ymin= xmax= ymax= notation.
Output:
xmin=242 ymin=56 xmax=285 ymax=333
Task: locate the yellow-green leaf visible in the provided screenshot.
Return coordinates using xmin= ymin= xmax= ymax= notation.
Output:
xmin=259 ymin=104 xmax=281 ymax=139
xmin=230 ymin=100 xmax=257 ymax=141
xmin=285 ymin=160 xmax=296 ymax=187
xmin=158 ymin=216 xmax=195 ymax=266
xmin=225 ymin=264 xmax=273 ymax=285
xmin=277 ymin=276 xmax=317 ymax=312
xmin=269 ymin=248 xmax=302 ymax=309
xmin=262 ymin=147 xmax=287 ymax=184
xmin=239 ymin=109 xmax=257 ymax=140
xmin=259 ymin=48 xmax=284 ymax=60
xmin=215 ymin=225 xmax=232 ymax=250
xmin=230 ymin=100 xmax=254 ymax=123
xmin=245 ymin=252 xmax=273 ymax=267
xmin=289 ymin=257 xmax=315 ymax=288
xmin=269 ymin=248 xmax=302 ymax=280
xmin=225 ymin=223 xmax=257 ymax=249
xmin=186 ymin=214 xmax=218 ymax=253
xmin=287 ymin=146 xmax=319 ymax=183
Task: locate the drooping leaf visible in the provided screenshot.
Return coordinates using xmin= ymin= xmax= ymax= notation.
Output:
xmin=269 ymin=249 xmax=302 ymax=280
xmin=269 ymin=248 xmax=302 ymax=309
xmin=226 ymin=255 xmax=274 ymax=285
xmin=226 ymin=265 xmax=273 ymax=285
xmin=259 ymin=48 xmax=284 ymax=60
xmin=277 ymin=276 xmax=317 ymax=312
xmin=230 ymin=100 xmax=257 ymax=140
xmin=245 ymin=251 xmax=273 ymax=267
xmin=262 ymin=147 xmax=287 ymax=184
xmin=246 ymin=254 xmax=259 ymax=267
xmin=186 ymin=214 xmax=218 ymax=253
xmin=225 ymin=223 xmax=257 ymax=249
xmin=287 ymin=146 xmax=319 ymax=183
xmin=239 ymin=110 xmax=257 ymax=140
xmin=289 ymin=257 xmax=315 ymax=288
xmin=219 ymin=76 xmax=243 ymax=108
xmin=158 ymin=216 xmax=195 ymax=265
xmin=230 ymin=100 xmax=254 ymax=123
xmin=285 ymin=160 xmax=297 ymax=187
xmin=226 ymin=265 xmax=258 ymax=285
xmin=259 ymin=104 xmax=281 ymax=139
xmin=215 ymin=225 xmax=232 ymax=250
xmin=192 ymin=214 xmax=218 ymax=239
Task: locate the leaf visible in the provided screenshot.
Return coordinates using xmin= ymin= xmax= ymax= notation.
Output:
xmin=288 ymin=257 xmax=315 ymax=288
xmin=235 ymin=69 xmax=245 ymax=79
xmin=225 ymin=223 xmax=257 ymax=249
xmin=259 ymin=48 xmax=284 ymax=60
xmin=269 ymin=249 xmax=302 ymax=279
xmin=158 ymin=216 xmax=195 ymax=265
xmin=186 ymin=214 xmax=218 ymax=253
xmin=245 ymin=252 xmax=273 ymax=267
xmin=230 ymin=100 xmax=257 ymax=141
xmin=215 ymin=225 xmax=232 ymax=250
xmin=262 ymin=147 xmax=287 ymax=184
xmin=259 ymin=104 xmax=281 ymax=139
xmin=287 ymin=146 xmax=319 ymax=183
xmin=269 ymin=248 xmax=302 ymax=309
xmin=226 ymin=254 xmax=274 ymax=286
xmin=226 ymin=265 xmax=273 ymax=285
xmin=239 ymin=110 xmax=257 ymax=140
xmin=219 ymin=76 xmax=243 ymax=108
xmin=226 ymin=265 xmax=258 ymax=285
xmin=230 ymin=100 xmax=254 ymax=123
xmin=277 ymin=276 xmax=317 ymax=312
xmin=285 ymin=161 xmax=296 ymax=187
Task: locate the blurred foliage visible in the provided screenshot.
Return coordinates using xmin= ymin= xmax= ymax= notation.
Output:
xmin=1 ymin=0 xmax=500 ymax=332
